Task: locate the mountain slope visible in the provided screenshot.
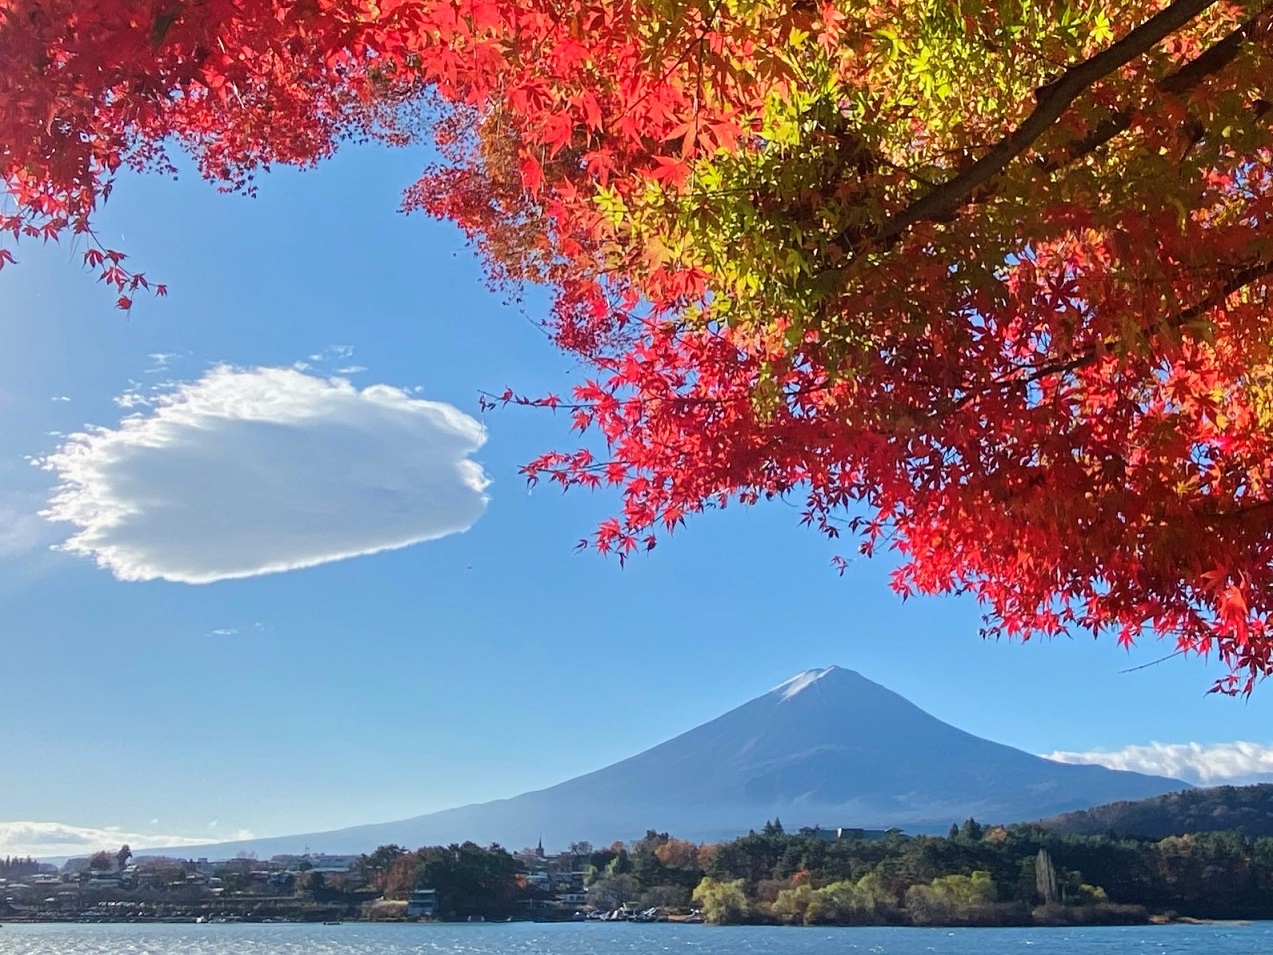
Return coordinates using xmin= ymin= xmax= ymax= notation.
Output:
xmin=1039 ymin=783 xmax=1273 ymax=838
xmin=152 ymin=666 xmax=1187 ymax=857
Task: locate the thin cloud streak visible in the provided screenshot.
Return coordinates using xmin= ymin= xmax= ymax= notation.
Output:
xmin=0 ymin=821 xmax=244 ymax=859
xmin=0 ymin=491 xmax=58 ymax=560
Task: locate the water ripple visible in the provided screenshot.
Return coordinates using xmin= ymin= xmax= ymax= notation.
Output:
xmin=1 ymin=921 xmax=1270 ymax=955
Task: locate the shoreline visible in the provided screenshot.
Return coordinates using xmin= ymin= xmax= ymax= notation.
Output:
xmin=0 ymin=915 xmax=1246 ymax=929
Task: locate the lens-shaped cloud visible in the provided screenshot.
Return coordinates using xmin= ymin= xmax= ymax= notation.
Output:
xmin=40 ymin=366 xmax=489 ymax=584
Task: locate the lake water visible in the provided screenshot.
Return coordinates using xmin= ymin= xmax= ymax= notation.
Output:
xmin=1 ymin=922 xmax=1269 ymax=955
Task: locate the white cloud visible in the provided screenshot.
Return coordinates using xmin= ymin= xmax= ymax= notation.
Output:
xmin=208 ymin=622 xmax=268 ymax=637
xmin=308 ymin=345 xmax=355 ymax=364
xmin=0 ymin=821 xmax=214 ymax=858
xmin=145 ymin=353 xmax=191 ymax=374
xmin=1044 ymin=741 xmax=1273 ymax=785
xmin=114 ymin=390 xmax=151 ymax=410
xmin=39 ymin=366 xmax=489 ymax=584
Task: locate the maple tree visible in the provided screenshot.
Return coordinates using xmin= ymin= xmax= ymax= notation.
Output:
xmin=3 ymin=0 xmax=1273 ymax=687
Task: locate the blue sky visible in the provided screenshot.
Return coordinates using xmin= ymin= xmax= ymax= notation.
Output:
xmin=2 ymin=142 xmax=1272 ymax=858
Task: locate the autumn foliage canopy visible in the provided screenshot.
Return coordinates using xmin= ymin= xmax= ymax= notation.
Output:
xmin=3 ymin=0 xmax=1273 ymax=686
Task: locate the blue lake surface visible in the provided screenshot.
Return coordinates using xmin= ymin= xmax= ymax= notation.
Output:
xmin=1 ymin=922 xmax=1270 ymax=955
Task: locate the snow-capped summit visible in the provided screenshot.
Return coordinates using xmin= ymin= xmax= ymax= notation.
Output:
xmin=772 ymin=665 xmax=843 ymax=700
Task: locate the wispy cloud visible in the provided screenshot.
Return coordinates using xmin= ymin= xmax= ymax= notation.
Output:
xmin=0 ymin=492 xmax=58 ymax=560
xmin=144 ymin=352 xmax=193 ymax=375
xmin=0 ymin=821 xmax=218 ymax=858
xmin=114 ymin=385 xmax=152 ymax=410
xmin=39 ymin=366 xmax=489 ymax=584
xmin=207 ymin=621 xmax=268 ymax=637
xmin=203 ymin=820 xmax=254 ymax=840
xmin=307 ymin=345 xmax=355 ymax=364
xmin=1044 ymin=741 xmax=1273 ymax=785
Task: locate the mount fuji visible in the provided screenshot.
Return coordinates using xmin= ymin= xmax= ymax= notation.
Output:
xmin=153 ymin=666 xmax=1186 ymax=856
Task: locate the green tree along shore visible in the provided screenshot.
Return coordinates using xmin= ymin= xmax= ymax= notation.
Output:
xmin=361 ymin=817 xmax=1273 ymax=926
xmin=682 ymin=823 xmax=1273 ymax=925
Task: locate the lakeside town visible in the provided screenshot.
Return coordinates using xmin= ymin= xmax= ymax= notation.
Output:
xmin=0 ymin=838 xmax=612 ymax=925
xmin=8 ymin=797 xmax=1273 ymax=929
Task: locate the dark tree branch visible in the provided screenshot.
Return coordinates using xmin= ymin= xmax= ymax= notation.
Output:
xmin=944 ymin=256 xmax=1273 ymax=414
xmin=821 ymin=0 xmax=1224 ymax=261
xmin=1040 ymin=3 xmax=1273 ymax=172
xmin=871 ymin=0 xmax=1220 ymax=246
xmin=1018 ymin=257 xmax=1273 ymax=385
xmin=1159 ymin=3 xmax=1272 ymax=95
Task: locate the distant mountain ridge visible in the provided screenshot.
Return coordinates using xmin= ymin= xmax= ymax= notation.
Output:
xmin=1039 ymin=783 xmax=1273 ymax=839
xmin=145 ymin=666 xmax=1188 ymax=857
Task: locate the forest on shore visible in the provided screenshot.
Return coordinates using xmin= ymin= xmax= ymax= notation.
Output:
xmin=1041 ymin=784 xmax=1273 ymax=840
xmin=365 ymin=805 xmax=1273 ymax=926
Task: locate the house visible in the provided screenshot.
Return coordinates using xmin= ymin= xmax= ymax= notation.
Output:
xmin=269 ymin=853 xmax=360 ymax=874
xmin=308 ymin=854 xmax=360 ymax=871
xmin=797 ymin=826 xmax=902 ymax=841
xmin=549 ymin=871 xmax=587 ymax=893
xmin=406 ymin=888 xmax=438 ymax=918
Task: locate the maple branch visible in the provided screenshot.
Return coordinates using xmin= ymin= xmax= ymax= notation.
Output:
xmin=1118 ymin=648 xmax=1187 ymax=673
xmin=804 ymin=6 xmax=1268 ymax=277
xmin=1040 ymin=2 xmax=1273 ymax=172
xmin=1213 ymin=497 xmax=1273 ymax=522
xmin=1016 ymin=256 xmax=1273 ymax=387
xmin=823 ymin=0 xmax=1219 ymax=259
xmin=610 ymin=0 xmax=726 ymax=130
xmin=938 ymin=255 xmax=1273 ymax=416
xmin=879 ymin=0 xmax=1218 ymax=244
xmin=1159 ymin=4 xmax=1273 ymax=94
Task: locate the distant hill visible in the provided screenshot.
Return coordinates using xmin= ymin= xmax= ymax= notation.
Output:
xmin=1038 ymin=783 xmax=1273 ymax=839
xmin=145 ymin=666 xmax=1187 ymax=858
